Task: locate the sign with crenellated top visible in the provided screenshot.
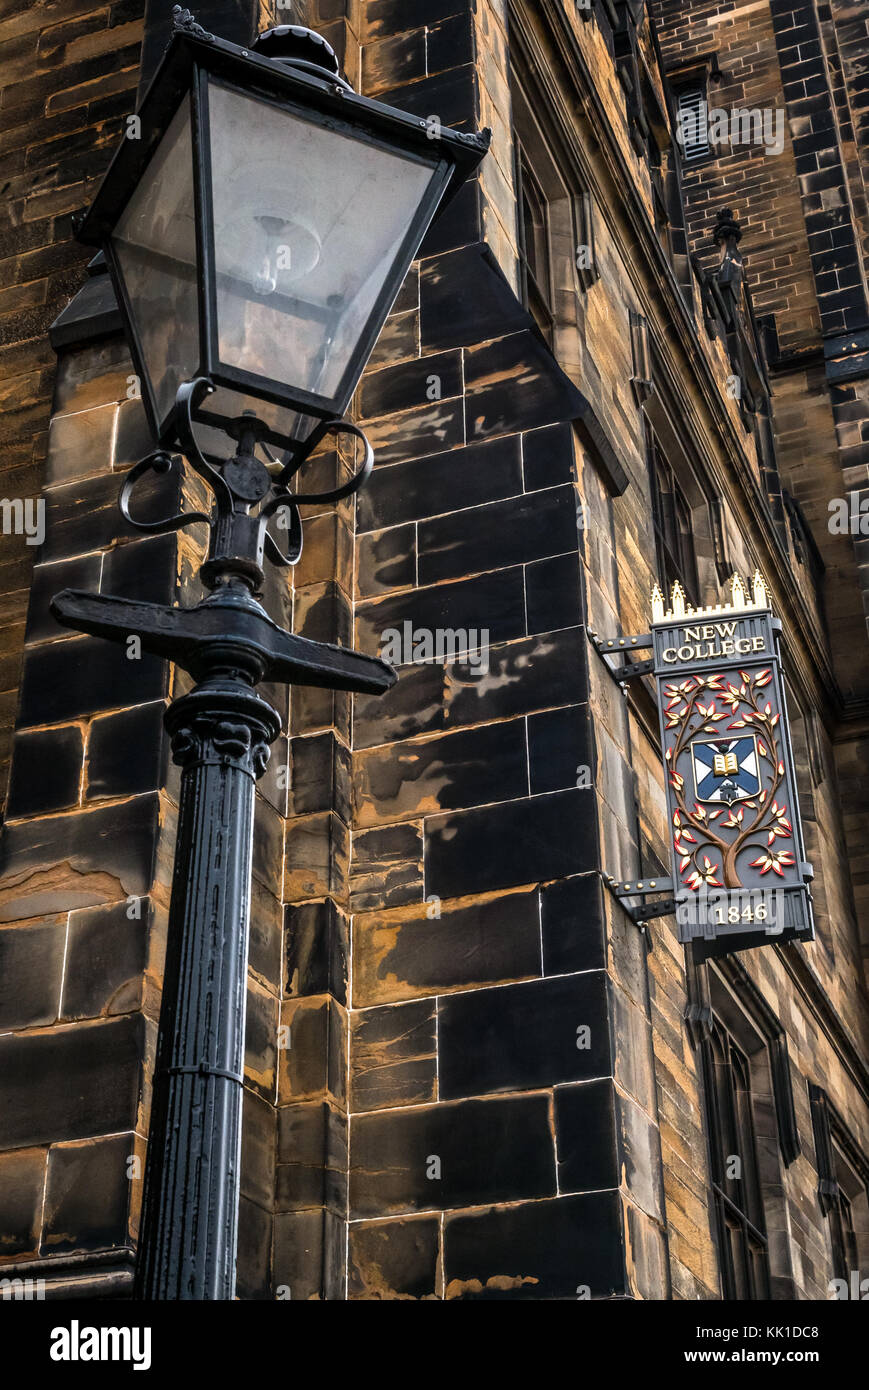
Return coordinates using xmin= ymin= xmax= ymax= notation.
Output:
xmin=651 ymin=573 xmax=814 ymax=955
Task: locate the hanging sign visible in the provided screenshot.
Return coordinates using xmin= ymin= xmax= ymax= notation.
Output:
xmin=651 ymin=573 xmax=814 ymax=955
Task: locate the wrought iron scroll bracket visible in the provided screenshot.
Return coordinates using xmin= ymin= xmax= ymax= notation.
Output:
xmin=119 ymin=449 xmax=211 ymax=536
xmin=118 ymin=376 xmax=376 ymax=584
xmin=174 ymin=377 xmax=234 ymax=511
xmin=51 ymin=376 xmax=394 ymax=697
xmin=258 ymin=415 xmax=374 ymax=569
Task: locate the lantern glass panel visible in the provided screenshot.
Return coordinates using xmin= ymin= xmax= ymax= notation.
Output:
xmin=112 ymin=95 xmax=199 ymax=428
xmin=207 ymin=81 xmax=440 ymax=408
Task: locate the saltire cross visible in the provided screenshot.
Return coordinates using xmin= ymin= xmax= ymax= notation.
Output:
xmin=692 ymin=735 xmax=761 ymax=805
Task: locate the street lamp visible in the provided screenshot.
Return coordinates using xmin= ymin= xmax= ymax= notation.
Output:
xmin=75 ymin=13 xmax=484 ymax=460
xmin=50 ymin=9 xmax=488 ymax=1301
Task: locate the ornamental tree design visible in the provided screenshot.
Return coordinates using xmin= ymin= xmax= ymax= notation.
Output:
xmin=663 ymin=668 xmax=794 ymax=890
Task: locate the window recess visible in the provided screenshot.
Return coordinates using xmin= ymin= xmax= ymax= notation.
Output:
xmin=809 ymin=1084 xmax=869 ymax=1287
xmin=515 ymin=143 xmax=556 ymax=343
xmin=690 ymin=960 xmax=804 ymax=1298
xmin=666 ymin=51 xmax=722 ymax=168
xmin=702 ymin=1017 xmax=772 ymax=1299
xmin=676 ymin=87 xmax=710 ymax=162
xmin=508 ymin=34 xmax=602 ymax=350
xmin=647 ymin=425 xmax=701 ymax=608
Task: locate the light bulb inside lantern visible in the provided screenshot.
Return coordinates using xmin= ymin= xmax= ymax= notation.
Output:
xmin=239 ymin=210 xmax=321 ymax=297
xmin=253 ymin=215 xmax=287 ymax=295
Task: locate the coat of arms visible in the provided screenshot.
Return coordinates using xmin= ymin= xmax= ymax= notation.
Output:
xmin=692 ymin=735 xmax=760 ymax=804
xmin=663 ymin=668 xmax=794 ymax=890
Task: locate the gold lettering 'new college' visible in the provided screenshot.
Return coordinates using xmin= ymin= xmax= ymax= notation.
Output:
xmin=661 ymin=621 xmax=766 ymax=664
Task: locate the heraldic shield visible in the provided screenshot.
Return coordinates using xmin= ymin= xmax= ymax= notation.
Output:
xmin=692 ymin=735 xmax=761 ymax=805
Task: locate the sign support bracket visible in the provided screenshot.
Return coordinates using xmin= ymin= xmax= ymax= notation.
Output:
xmin=605 ymin=873 xmax=677 ymax=930
xmin=588 ymin=628 xmax=654 ymax=683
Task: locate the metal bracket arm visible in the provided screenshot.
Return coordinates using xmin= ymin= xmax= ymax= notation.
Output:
xmin=50 ymin=588 xmax=396 ymax=695
xmin=605 ymin=873 xmax=676 ymax=929
xmin=612 ymin=876 xmax=674 ymax=898
xmin=588 ymin=627 xmax=654 ymax=683
xmin=626 ymin=897 xmax=678 ymax=924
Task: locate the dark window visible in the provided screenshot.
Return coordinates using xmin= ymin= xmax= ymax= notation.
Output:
xmin=573 ymin=189 xmax=599 ymax=291
xmin=829 ymin=1184 xmax=859 ymax=1284
xmin=783 ymin=488 xmax=825 ymax=593
xmin=647 ymin=140 xmax=673 ymax=263
xmin=809 ymin=1084 xmax=867 ymax=1284
xmin=515 ymin=145 xmax=555 ymax=341
xmin=702 ymin=1018 xmax=771 ymax=1300
xmin=648 ymin=429 xmax=700 ymax=604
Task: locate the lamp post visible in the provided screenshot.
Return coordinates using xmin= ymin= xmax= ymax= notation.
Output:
xmin=50 ymin=10 xmax=488 ymax=1300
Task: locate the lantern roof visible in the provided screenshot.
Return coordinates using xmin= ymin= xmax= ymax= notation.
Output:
xmin=76 ymin=20 xmax=490 ymax=250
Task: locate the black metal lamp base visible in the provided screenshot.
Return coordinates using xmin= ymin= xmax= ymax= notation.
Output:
xmin=136 ymin=683 xmax=279 ymax=1300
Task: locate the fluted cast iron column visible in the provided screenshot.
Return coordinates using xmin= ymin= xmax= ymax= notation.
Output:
xmin=135 ymin=678 xmax=280 ymax=1301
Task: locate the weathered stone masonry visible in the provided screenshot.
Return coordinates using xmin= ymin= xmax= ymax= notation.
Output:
xmin=0 ymin=0 xmax=867 ymax=1301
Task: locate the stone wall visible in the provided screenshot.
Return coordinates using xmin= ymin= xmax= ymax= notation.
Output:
xmin=0 ymin=0 xmax=145 ymax=812
xmin=0 ymin=0 xmax=866 ymax=1302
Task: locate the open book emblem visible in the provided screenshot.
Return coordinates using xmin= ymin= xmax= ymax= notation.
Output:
xmin=692 ymin=736 xmax=760 ymax=804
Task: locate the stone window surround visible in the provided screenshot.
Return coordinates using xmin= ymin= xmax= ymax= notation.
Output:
xmin=694 ymin=960 xmax=804 ymax=1298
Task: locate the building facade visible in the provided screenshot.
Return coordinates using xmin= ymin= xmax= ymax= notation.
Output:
xmin=0 ymin=0 xmax=868 ymax=1300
